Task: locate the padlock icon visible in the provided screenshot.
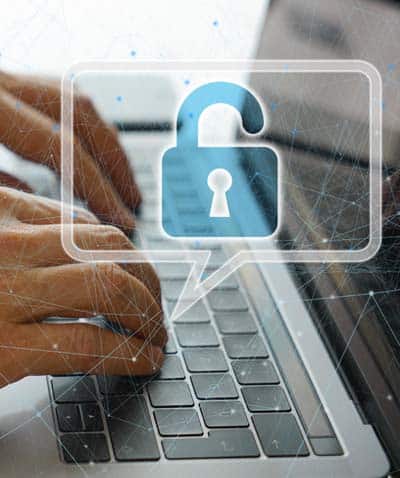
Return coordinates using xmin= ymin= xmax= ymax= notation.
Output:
xmin=162 ymin=81 xmax=279 ymax=238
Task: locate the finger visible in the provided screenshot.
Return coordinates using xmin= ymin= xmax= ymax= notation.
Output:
xmin=0 ymin=87 xmax=135 ymax=233
xmin=0 ymin=263 xmax=166 ymax=347
xmin=0 ymin=72 xmax=142 ymax=209
xmin=0 ymin=222 xmax=161 ymax=305
xmin=0 ymin=172 xmax=32 ymax=193
xmin=0 ymin=187 xmax=99 ymax=225
xmin=0 ymin=322 xmax=163 ymax=384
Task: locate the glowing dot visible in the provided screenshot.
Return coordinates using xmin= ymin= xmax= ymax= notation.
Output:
xmin=387 ymin=394 xmax=393 ymax=401
xmin=369 ymin=290 xmax=374 ymax=296
xmin=116 ymin=95 xmax=123 ymax=102
xmin=53 ymin=343 xmax=58 ymax=350
xmin=132 ymin=356 xmax=137 ymax=363
xmin=212 ymin=19 xmax=219 ymax=27
xmin=322 ymin=238 xmax=328 ymax=243
xmin=184 ymin=78 xmax=190 ymax=85
xmin=330 ymin=294 xmax=335 ymax=299
xmin=9 ymin=289 xmax=13 ymax=294
xmin=130 ymin=50 xmax=136 ymax=57
xmin=36 ymin=411 xmax=41 ymax=418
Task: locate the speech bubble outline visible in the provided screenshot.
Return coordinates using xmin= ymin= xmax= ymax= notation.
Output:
xmin=61 ymin=60 xmax=382 ymax=320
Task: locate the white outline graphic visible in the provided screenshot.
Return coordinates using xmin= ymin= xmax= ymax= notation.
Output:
xmin=61 ymin=60 xmax=382 ymax=319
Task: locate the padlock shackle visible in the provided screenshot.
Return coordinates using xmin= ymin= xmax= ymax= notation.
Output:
xmin=176 ymin=81 xmax=264 ymax=147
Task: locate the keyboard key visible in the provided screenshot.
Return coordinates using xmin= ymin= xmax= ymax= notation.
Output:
xmin=175 ymin=324 xmax=219 ymax=347
xmin=213 ymin=275 xmax=239 ymax=290
xmin=162 ymin=280 xmax=187 ymax=301
xmin=310 ymin=437 xmax=343 ymax=456
xmin=52 ymin=376 xmax=97 ymax=403
xmin=157 ymin=263 xmax=190 ymax=280
xmin=162 ymin=430 xmax=259 ymax=459
xmin=204 ymin=250 xmax=227 ymax=270
xmin=208 ymin=290 xmax=248 ymax=312
xmin=164 ymin=332 xmax=177 ymax=354
xmin=56 ymin=404 xmax=82 ymax=432
xmin=148 ymin=381 xmax=194 ymax=407
xmin=215 ymin=312 xmax=257 ymax=334
xmin=202 ymin=272 xmax=239 ymax=291
xmin=232 ymin=359 xmax=279 ymax=385
xmin=183 ymin=349 xmax=228 ymax=372
xmin=97 ymin=375 xmax=151 ymax=395
xmin=223 ymin=335 xmax=268 ymax=359
xmin=191 ymin=374 xmax=238 ymax=400
xmin=81 ymin=403 xmax=103 ymax=431
xmin=106 ymin=396 xmax=160 ymax=461
xmin=200 ymin=401 xmax=248 ymax=428
xmin=154 ymin=409 xmax=202 ymax=436
xmin=252 ymin=414 xmax=309 ymax=457
xmin=61 ymin=433 xmax=110 ymax=463
xmin=172 ymin=300 xmax=210 ymax=323
xmin=242 ymin=386 xmax=290 ymax=412
xmin=159 ymin=355 xmax=185 ymax=380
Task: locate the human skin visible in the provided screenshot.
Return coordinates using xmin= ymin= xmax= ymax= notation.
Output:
xmin=0 ymin=186 xmax=165 ymax=389
xmin=0 ymin=71 xmax=167 ymax=388
xmin=0 ymin=70 xmax=142 ymax=233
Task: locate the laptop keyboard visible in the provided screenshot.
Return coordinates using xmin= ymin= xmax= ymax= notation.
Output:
xmin=49 ymin=138 xmax=342 ymax=464
xmin=49 ymin=268 xmax=317 ymax=463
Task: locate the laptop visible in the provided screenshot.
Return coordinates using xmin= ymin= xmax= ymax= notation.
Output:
xmin=0 ymin=3 xmax=398 ymax=477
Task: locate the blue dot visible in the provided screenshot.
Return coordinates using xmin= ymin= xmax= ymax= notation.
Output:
xmin=130 ymin=50 xmax=136 ymax=57
xmin=291 ymin=128 xmax=298 ymax=136
xmin=184 ymin=78 xmax=190 ymax=85
xmin=116 ymin=95 xmax=123 ymax=102
xmin=52 ymin=123 xmax=60 ymax=132
xmin=15 ymin=101 xmax=21 ymax=110
xmin=270 ymin=101 xmax=278 ymax=112
xmin=212 ymin=19 xmax=219 ymax=27
xmin=188 ymin=112 xmax=194 ymax=119
xmin=387 ymin=63 xmax=396 ymax=72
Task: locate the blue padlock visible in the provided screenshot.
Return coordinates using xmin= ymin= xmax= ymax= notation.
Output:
xmin=161 ymin=81 xmax=278 ymax=238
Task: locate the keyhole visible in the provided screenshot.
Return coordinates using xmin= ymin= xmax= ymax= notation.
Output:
xmin=207 ymin=168 xmax=232 ymax=218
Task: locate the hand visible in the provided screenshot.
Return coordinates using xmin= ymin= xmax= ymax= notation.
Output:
xmin=0 ymin=70 xmax=142 ymax=233
xmin=0 ymin=187 xmax=165 ymax=389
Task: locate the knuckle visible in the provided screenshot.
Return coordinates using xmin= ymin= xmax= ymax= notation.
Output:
xmin=96 ymin=262 xmax=128 ymax=291
xmin=102 ymin=225 xmax=131 ymax=249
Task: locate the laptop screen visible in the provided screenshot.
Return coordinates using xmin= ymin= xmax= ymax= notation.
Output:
xmin=248 ymin=0 xmax=400 ymax=465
